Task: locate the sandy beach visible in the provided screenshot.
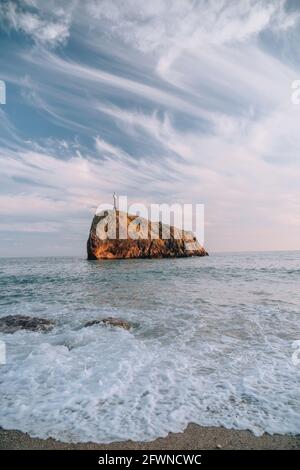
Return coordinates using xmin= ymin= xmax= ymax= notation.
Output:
xmin=1 ymin=424 xmax=299 ymax=450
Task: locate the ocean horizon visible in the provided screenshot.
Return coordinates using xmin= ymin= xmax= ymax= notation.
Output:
xmin=1 ymin=248 xmax=300 ymax=259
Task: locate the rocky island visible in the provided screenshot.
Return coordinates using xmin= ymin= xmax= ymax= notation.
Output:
xmin=87 ymin=210 xmax=208 ymax=260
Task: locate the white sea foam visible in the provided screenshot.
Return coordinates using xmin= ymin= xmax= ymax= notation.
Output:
xmin=0 ymin=314 xmax=299 ymax=442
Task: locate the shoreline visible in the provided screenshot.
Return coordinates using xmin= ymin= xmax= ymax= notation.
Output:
xmin=1 ymin=424 xmax=299 ymax=450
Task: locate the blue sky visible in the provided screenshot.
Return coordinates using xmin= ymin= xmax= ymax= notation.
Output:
xmin=0 ymin=0 xmax=300 ymax=256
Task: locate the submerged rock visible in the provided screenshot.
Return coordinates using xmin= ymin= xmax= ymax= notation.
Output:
xmin=0 ymin=315 xmax=55 ymax=333
xmin=87 ymin=210 xmax=208 ymax=260
xmin=84 ymin=317 xmax=131 ymax=331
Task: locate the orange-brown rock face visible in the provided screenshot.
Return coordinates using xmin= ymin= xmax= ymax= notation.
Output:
xmin=87 ymin=210 xmax=208 ymax=260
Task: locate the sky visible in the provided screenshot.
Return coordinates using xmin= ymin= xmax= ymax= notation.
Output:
xmin=0 ymin=0 xmax=300 ymax=257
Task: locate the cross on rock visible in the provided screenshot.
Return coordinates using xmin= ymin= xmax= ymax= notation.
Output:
xmin=113 ymin=192 xmax=118 ymax=210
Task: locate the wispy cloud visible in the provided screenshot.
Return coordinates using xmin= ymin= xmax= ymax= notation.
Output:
xmin=0 ymin=222 xmax=60 ymax=233
xmin=1 ymin=1 xmax=71 ymax=47
xmin=1 ymin=0 xmax=300 ymax=254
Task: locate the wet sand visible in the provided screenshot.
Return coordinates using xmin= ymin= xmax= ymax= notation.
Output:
xmin=1 ymin=424 xmax=299 ymax=450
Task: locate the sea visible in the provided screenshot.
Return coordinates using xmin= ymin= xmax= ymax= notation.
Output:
xmin=0 ymin=251 xmax=299 ymax=443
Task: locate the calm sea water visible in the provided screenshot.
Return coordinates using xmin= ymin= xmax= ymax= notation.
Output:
xmin=0 ymin=252 xmax=299 ymax=442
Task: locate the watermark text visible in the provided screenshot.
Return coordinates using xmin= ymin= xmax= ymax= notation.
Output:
xmin=0 ymin=80 xmax=6 ymax=105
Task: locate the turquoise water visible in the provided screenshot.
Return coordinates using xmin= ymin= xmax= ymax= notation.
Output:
xmin=0 ymin=252 xmax=299 ymax=442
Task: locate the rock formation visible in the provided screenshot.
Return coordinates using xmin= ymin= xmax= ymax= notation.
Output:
xmin=0 ymin=315 xmax=55 ymax=333
xmin=87 ymin=210 xmax=208 ymax=260
xmin=84 ymin=317 xmax=131 ymax=331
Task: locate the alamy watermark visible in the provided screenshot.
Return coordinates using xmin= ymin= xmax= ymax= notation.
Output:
xmin=0 ymin=80 xmax=6 ymax=105
xmin=292 ymin=340 xmax=300 ymax=366
xmin=0 ymin=340 xmax=6 ymax=365
xmin=95 ymin=195 xmax=205 ymax=248
xmin=291 ymin=80 xmax=300 ymax=105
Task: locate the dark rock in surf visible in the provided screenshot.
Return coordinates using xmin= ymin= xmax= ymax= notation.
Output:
xmin=84 ymin=317 xmax=131 ymax=331
xmin=0 ymin=315 xmax=55 ymax=333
